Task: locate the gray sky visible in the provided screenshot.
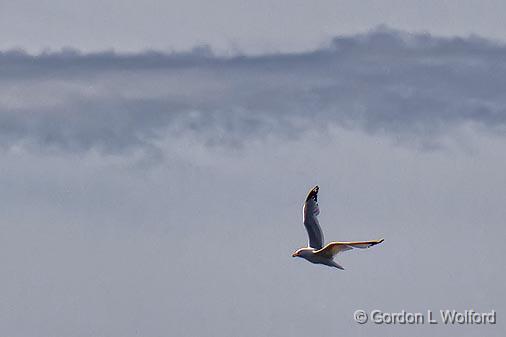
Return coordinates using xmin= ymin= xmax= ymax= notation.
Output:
xmin=0 ymin=2 xmax=505 ymax=337
xmin=2 ymin=0 xmax=506 ymax=53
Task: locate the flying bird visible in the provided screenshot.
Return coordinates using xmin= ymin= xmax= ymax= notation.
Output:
xmin=292 ymin=186 xmax=384 ymax=269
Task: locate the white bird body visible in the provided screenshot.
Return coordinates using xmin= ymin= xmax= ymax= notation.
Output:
xmin=292 ymin=186 xmax=384 ymax=269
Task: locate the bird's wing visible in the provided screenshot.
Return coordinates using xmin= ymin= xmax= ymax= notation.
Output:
xmin=313 ymin=239 xmax=384 ymax=259
xmin=303 ymin=186 xmax=324 ymax=249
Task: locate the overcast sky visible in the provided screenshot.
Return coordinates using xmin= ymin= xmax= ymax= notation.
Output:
xmin=0 ymin=2 xmax=505 ymax=337
xmin=2 ymin=0 xmax=506 ymax=53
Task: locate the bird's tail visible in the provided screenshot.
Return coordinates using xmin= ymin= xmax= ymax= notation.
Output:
xmin=329 ymin=260 xmax=344 ymax=270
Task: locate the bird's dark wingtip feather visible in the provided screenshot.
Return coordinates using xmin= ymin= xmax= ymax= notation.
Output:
xmin=306 ymin=185 xmax=319 ymax=202
xmin=369 ymin=238 xmax=384 ymax=247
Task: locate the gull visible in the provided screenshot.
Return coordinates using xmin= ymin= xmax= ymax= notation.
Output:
xmin=292 ymin=186 xmax=384 ymax=269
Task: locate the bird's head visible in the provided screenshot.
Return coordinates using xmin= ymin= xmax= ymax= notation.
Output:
xmin=292 ymin=248 xmax=310 ymax=258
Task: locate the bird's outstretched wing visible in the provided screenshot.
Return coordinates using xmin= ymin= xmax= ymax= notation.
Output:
xmin=313 ymin=239 xmax=384 ymax=259
xmin=303 ymin=186 xmax=324 ymax=249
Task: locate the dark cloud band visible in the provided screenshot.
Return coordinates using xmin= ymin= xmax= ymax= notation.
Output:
xmin=1 ymin=28 xmax=505 ymax=153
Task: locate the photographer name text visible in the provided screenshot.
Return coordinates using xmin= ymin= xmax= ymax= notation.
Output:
xmin=353 ymin=309 xmax=496 ymax=325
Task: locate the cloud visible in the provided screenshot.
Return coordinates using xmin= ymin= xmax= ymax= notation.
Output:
xmin=1 ymin=27 xmax=506 ymax=337
xmin=1 ymin=27 xmax=506 ymax=153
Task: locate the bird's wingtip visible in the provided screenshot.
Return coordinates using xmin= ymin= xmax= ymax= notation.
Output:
xmin=306 ymin=185 xmax=320 ymax=202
